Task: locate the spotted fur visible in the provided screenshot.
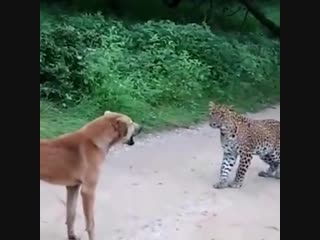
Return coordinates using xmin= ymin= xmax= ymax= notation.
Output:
xmin=208 ymin=102 xmax=280 ymax=189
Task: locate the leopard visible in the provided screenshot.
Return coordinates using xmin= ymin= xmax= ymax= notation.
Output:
xmin=208 ymin=102 xmax=280 ymax=189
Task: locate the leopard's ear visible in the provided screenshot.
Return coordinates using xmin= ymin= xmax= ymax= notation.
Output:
xmin=208 ymin=101 xmax=216 ymax=110
xmin=226 ymin=104 xmax=235 ymax=112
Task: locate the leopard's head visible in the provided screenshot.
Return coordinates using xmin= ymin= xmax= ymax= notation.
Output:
xmin=208 ymin=102 xmax=236 ymax=131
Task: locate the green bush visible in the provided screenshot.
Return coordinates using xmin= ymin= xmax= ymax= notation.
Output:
xmin=40 ymin=10 xmax=279 ymax=132
xmin=40 ymin=13 xmax=112 ymax=102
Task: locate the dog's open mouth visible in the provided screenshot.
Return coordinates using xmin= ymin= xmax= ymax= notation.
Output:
xmin=125 ymin=126 xmax=142 ymax=146
xmin=126 ymin=136 xmax=135 ymax=146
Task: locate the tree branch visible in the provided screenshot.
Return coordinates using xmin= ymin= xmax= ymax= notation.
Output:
xmin=237 ymin=0 xmax=280 ymax=37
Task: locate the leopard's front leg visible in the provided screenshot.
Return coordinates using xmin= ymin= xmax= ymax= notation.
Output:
xmin=213 ymin=149 xmax=237 ymax=189
xmin=229 ymin=149 xmax=253 ymax=188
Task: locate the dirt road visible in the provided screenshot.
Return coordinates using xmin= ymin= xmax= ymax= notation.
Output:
xmin=40 ymin=106 xmax=280 ymax=240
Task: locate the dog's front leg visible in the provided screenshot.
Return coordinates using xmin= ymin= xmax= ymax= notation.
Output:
xmin=66 ymin=185 xmax=80 ymax=240
xmin=81 ymin=183 xmax=97 ymax=240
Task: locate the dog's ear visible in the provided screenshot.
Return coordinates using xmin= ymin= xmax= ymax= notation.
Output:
xmin=111 ymin=118 xmax=128 ymax=137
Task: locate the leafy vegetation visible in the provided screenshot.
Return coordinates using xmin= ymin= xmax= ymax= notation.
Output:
xmin=40 ymin=1 xmax=280 ymax=138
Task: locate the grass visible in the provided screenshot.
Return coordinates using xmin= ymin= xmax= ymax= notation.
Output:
xmin=40 ymin=102 xmax=88 ymax=138
xmin=40 ymin=93 xmax=279 ymax=138
xmin=40 ymin=100 xmax=209 ymax=138
xmin=40 ymin=2 xmax=280 ymax=138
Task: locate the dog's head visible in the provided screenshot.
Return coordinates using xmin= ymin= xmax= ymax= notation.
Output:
xmin=104 ymin=111 xmax=142 ymax=146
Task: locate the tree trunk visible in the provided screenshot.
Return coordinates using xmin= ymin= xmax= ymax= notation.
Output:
xmin=237 ymin=0 xmax=280 ymax=38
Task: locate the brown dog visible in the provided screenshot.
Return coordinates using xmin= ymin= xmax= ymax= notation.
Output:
xmin=40 ymin=111 xmax=142 ymax=240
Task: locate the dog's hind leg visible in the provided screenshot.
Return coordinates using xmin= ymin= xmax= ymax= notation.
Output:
xmin=81 ymin=182 xmax=97 ymax=240
xmin=66 ymin=185 xmax=80 ymax=240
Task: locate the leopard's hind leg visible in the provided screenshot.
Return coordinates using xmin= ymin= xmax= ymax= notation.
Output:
xmin=259 ymin=148 xmax=280 ymax=179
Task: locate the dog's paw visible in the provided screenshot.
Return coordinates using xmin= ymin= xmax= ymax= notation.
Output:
xmin=68 ymin=234 xmax=80 ymax=240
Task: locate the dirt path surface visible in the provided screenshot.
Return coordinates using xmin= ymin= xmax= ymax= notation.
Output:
xmin=40 ymin=106 xmax=280 ymax=240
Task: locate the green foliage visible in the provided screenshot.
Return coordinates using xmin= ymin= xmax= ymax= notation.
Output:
xmin=40 ymin=8 xmax=280 ymax=136
xmin=40 ymin=13 xmax=111 ymax=102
